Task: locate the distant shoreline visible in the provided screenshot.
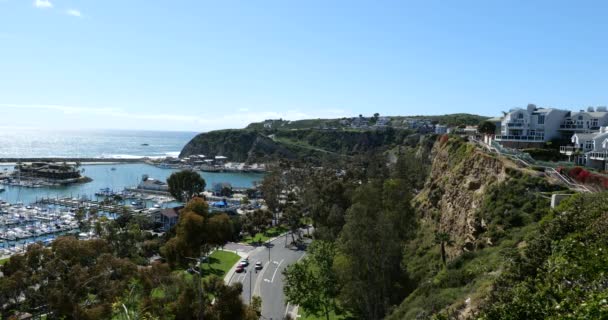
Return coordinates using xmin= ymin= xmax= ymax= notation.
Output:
xmin=0 ymin=158 xmax=148 ymax=164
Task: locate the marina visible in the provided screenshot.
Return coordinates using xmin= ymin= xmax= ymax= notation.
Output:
xmin=0 ymin=162 xmax=264 ymax=259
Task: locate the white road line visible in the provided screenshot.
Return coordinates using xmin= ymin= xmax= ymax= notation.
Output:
xmin=284 ymin=303 xmax=291 ymax=318
xmin=270 ymin=259 xmax=284 ymax=283
xmin=253 ymin=261 xmax=270 ymax=296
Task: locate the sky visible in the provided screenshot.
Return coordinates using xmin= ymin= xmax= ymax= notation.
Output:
xmin=2 ymin=0 xmax=608 ymax=132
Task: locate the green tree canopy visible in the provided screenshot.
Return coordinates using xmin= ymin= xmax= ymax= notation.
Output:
xmin=167 ymin=170 xmax=206 ymax=202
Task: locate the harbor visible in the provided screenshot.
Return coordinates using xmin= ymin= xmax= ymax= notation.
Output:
xmin=0 ymin=162 xmax=264 ymax=259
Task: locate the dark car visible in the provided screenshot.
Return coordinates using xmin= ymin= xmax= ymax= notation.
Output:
xmin=235 ymin=265 xmax=245 ymax=273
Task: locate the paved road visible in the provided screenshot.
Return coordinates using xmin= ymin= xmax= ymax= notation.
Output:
xmin=227 ymin=233 xmax=307 ymax=320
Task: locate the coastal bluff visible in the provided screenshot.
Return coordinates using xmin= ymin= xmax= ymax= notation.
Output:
xmin=179 ymin=129 xmax=296 ymax=163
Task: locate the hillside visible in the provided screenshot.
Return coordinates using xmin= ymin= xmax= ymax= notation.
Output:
xmin=387 ymin=136 xmax=568 ymax=319
xmin=180 ymin=127 xmax=415 ymax=163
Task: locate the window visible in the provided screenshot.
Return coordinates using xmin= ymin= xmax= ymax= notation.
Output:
xmin=585 ymin=141 xmax=594 ymax=150
xmin=537 ymin=115 xmax=545 ymax=124
xmin=529 ymin=130 xmax=535 ymax=136
xmin=518 ymin=113 xmax=524 ymax=119
xmin=578 ymin=115 xmax=584 ymax=120
xmin=592 ymin=119 xmax=599 ymax=127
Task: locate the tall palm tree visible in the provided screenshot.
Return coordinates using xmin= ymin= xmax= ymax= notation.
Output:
xmin=434 ymin=232 xmax=454 ymax=266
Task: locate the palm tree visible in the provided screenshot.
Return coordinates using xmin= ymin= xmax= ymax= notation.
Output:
xmin=434 ymin=232 xmax=454 ymax=266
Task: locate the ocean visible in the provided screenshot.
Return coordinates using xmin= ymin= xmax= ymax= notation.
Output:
xmin=0 ymin=163 xmax=264 ymax=205
xmin=0 ymin=129 xmax=197 ymax=159
xmin=0 ymin=129 xmax=264 ymax=205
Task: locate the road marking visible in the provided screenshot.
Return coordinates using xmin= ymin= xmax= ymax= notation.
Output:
xmin=253 ymin=261 xmax=270 ymax=296
xmin=270 ymin=259 xmax=284 ymax=283
xmin=284 ymin=303 xmax=291 ymax=318
xmin=264 ymin=279 xmax=270 ymax=282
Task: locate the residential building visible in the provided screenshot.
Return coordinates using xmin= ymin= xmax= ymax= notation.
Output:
xmin=560 ymin=127 xmax=608 ymax=169
xmin=495 ymin=104 xmax=569 ymax=147
xmin=435 ymin=124 xmax=448 ymax=134
xmin=558 ymin=107 xmax=608 ymax=134
xmin=158 ymin=206 xmax=183 ymax=231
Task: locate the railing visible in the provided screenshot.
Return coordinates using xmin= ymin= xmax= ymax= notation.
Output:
xmin=560 ymin=124 xmax=585 ymax=129
xmin=560 ymin=146 xmax=579 ymax=154
xmin=495 ymin=135 xmax=545 ymax=141
xmin=507 ymin=123 xmax=524 ymax=127
xmin=588 ymin=151 xmax=608 ymax=160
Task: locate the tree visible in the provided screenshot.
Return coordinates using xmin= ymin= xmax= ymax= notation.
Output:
xmin=284 ymin=241 xmax=340 ymax=320
xmin=260 ymin=169 xmax=283 ymax=223
xmin=167 ymin=170 xmax=206 ymax=202
xmin=434 ymin=232 xmax=454 ymax=266
xmin=336 ymin=180 xmax=414 ymax=320
xmin=282 ymin=204 xmax=303 ymax=245
xmin=241 ymin=209 xmax=272 ymax=243
xmin=478 ymin=121 xmax=497 ymax=135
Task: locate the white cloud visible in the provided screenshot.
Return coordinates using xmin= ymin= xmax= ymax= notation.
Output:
xmin=33 ymin=0 xmax=53 ymax=9
xmin=66 ymin=9 xmax=81 ymax=17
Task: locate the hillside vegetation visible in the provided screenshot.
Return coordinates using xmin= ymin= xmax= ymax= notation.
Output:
xmin=180 ymin=128 xmax=416 ymax=164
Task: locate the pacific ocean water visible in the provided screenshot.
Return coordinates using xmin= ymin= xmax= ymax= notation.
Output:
xmin=0 ymin=129 xmax=264 ymax=204
xmin=0 ymin=129 xmax=197 ymax=159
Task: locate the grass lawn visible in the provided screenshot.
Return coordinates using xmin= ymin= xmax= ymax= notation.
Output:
xmin=242 ymin=225 xmax=288 ymax=245
xmin=0 ymin=258 xmax=8 ymax=265
xmin=199 ymin=250 xmax=240 ymax=279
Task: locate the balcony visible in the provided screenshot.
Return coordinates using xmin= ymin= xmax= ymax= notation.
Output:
xmin=560 ymin=145 xmax=580 ymax=155
xmin=495 ymin=135 xmax=545 ymax=142
xmin=588 ymin=151 xmax=608 ymax=160
xmin=507 ymin=123 xmax=524 ymax=127
xmin=559 ymin=124 xmax=585 ymax=130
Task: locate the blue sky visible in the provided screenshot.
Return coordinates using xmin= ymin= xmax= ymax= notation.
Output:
xmin=1 ymin=0 xmax=608 ymax=131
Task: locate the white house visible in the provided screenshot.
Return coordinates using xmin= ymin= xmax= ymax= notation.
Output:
xmin=494 ymin=104 xmax=569 ymax=147
xmin=559 ymin=107 xmax=608 ymax=134
xmin=435 ymin=124 xmax=448 ymax=134
xmin=560 ymin=127 xmax=608 ymax=169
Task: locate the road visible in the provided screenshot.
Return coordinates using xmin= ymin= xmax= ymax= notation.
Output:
xmin=227 ymin=233 xmax=307 ymax=320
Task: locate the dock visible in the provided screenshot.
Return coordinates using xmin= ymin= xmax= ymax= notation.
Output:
xmin=34 ymin=197 xmax=143 ymax=215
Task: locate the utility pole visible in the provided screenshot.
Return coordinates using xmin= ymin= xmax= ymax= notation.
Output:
xmin=249 ymin=266 xmax=252 ymax=304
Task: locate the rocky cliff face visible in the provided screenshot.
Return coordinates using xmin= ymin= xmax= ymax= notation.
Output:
xmin=416 ymin=136 xmax=512 ymax=260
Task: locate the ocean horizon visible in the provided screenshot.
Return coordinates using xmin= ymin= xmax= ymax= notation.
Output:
xmin=0 ymin=128 xmax=198 ymax=159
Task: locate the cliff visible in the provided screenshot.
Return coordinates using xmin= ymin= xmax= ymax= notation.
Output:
xmin=389 ymin=136 xmax=564 ymax=319
xmin=180 ymin=128 xmax=414 ymax=164
xmin=416 ymin=136 xmax=510 ymax=259
xmin=179 ymin=130 xmax=297 ymax=163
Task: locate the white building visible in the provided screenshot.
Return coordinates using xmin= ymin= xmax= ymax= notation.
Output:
xmin=495 ymin=104 xmax=569 ymax=146
xmin=560 ymin=127 xmax=608 ymax=169
xmin=558 ymin=107 xmax=608 ymax=134
xmin=435 ymin=124 xmax=448 ymax=134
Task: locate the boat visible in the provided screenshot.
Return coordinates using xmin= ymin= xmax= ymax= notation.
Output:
xmin=141 ymin=143 xmax=149 ymax=146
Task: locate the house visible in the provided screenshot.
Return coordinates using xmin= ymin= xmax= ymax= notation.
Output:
xmin=435 ymin=125 xmax=448 ymax=134
xmin=494 ymin=104 xmax=569 ymax=147
xmin=158 ymin=206 xmax=183 ymax=231
xmin=560 ymin=127 xmax=608 ymax=169
xmin=375 ymin=117 xmax=390 ymax=127
xmin=559 ymin=107 xmax=608 ymax=134
xmin=351 ymin=116 xmax=369 ymax=128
